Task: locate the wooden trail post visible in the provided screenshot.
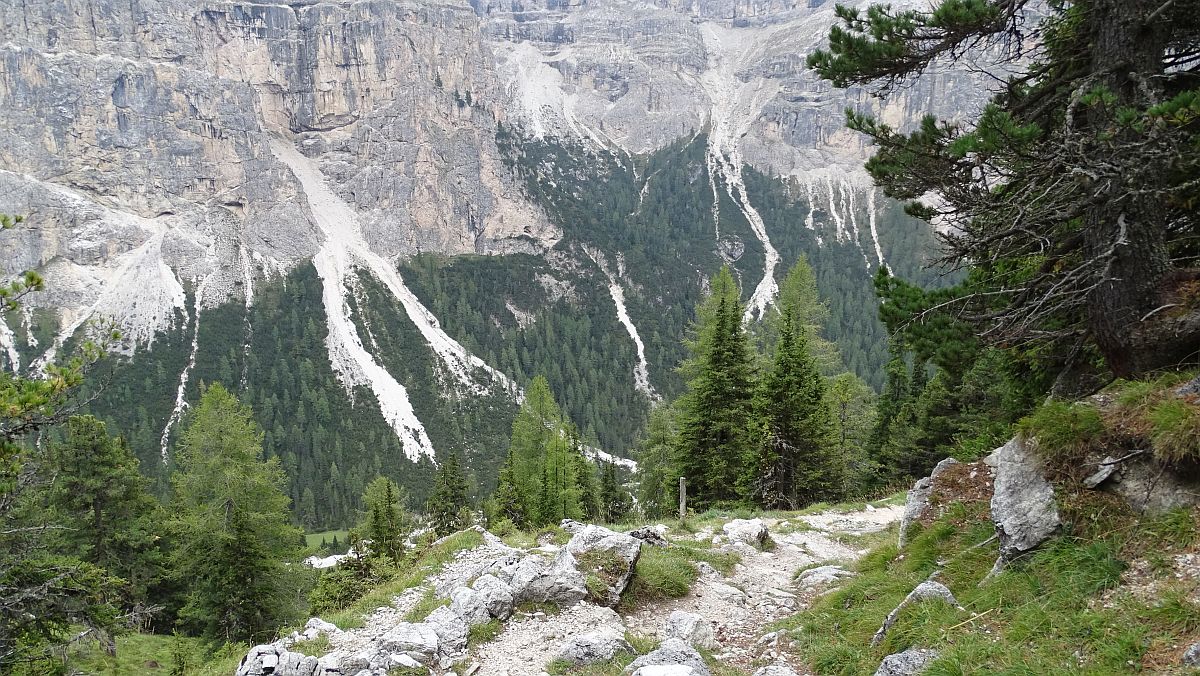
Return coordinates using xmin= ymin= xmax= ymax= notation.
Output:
xmin=679 ymin=476 xmax=687 ymax=521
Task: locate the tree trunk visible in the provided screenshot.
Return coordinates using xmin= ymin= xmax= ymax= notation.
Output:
xmin=1082 ymin=0 xmax=1192 ymax=377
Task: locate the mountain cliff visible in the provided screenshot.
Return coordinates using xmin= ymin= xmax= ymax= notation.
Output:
xmin=0 ymin=0 xmax=987 ymax=525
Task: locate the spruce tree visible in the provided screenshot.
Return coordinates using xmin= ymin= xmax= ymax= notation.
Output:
xmin=359 ymin=476 xmax=409 ymax=561
xmin=674 ymin=267 xmax=757 ymax=507
xmin=47 ymin=415 xmax=163 ymax=606
xmin=168 ymin=383 xmax=303 ymax=643
xmin=598 ymin=462 xmax=633 ymax=523
xmin=491 ymin=449 xmax=525 ymax=526
xmin=427 ymin=453 xmax=469 ymax=536
xmin=750 ymin=308 xmax=839 ymax=508
xmin=760 ymin=257 xmax=842 ymax=373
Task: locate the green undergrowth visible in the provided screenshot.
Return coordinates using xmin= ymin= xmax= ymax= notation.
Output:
xmin=326 ymin=529 xmax=484 ymax=629
xmin=59 ymin=632 xmax=247 ymax=676
xmin=1020 ymin=372 xmax=1200 ymax=467
xmin=467 ymin=619 xmax=503 ymax=646
xmin=776 ymin=495 xmax=1200 ymax=674
xmin=545 ymin=631 xmax=745 ymax=675
xmin=618 ymin=543 xmax=741 ymax=610
xmin=403 ymin=587 xmax=449 ymax=622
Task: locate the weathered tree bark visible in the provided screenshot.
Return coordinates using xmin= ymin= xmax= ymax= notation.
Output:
xmin=1082 ymin=0 xmax=1197 ymax=377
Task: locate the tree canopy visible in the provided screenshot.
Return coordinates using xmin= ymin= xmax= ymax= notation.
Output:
xmin=810 ymin=0 xmax=1200 ymax=379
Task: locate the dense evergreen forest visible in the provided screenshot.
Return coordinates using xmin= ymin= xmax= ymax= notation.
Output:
xmin=0 ymin=132 xmax=944 ymax=533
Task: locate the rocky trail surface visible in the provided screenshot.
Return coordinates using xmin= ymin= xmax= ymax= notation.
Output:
xmin=237 ymin=503 xmax=902 ymax=676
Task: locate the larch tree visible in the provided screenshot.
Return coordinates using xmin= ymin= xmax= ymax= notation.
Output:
xmin=809 ymin=0 xmax=1200 ymax=379
xmin=168 ymin=383 xmax=303 ymax=644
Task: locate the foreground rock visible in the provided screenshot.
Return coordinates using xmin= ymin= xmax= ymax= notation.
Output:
xmin=665 ymin=610 xmax=716 ymax=649
xmin=796 ymin=565 xmax=856 ymax=589
xmin=624 ymin=638 xmax=712 ymax=676
xmin=986 ymin=437 xmax=1061 ymax=568
xmin=872 ymin=581 xmax=961 ymax=646
xmin=875 ymin=648 xmax=940 ymax=675
xmin=900 ymin=458 xmax=959 ymax=547
xmin=723 ymin=519 xmax=770 ymax=548
xmin=557 ymin=627 xmax=634 ymax=665
xmin=563 ymin=521 xmax=643 ymax=606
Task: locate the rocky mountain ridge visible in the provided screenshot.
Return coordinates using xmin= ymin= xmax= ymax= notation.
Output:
xmin=0 ymin=0 xmax=990 ymax=486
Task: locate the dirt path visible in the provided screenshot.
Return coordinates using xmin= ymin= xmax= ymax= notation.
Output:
xmin=470 ymin=504 xmax=903 ymax=675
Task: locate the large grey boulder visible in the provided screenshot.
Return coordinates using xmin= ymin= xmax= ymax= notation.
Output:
xmin=900 ymin=458 xmax=960 ymax=547
xmin=567 ymin=525 xmax=642 ymax=606
xmin=722 ymin=519 xmax=769 ymax=548
xmin=665 ymin=610 xmax=716 ymax=649
xmin=236 ymin=645 xmax=319 ymax=676
xmin=472 ymin=573 xmax=515 ymax=620
xmin=986 ymin=437 xmax=1060 ymax=564
xmin=623 ymin=638 xmax=712 ymax=676
xmin=557 ymin=628 xmax=634 ymax=664
xmin=379 ymin=622 xmax=440 ymax=665
xmin=450 ymin=585 xmax=492 ymax=625
xmin=425 ymin=605 xmax=469 ymax=654
xmin=508 ymin=551 xmax=588 ymax=607
xmin=875 ymin=648 xmax=940 ymax=675
xmin=872 ymin=581 xmax=962 ymax=646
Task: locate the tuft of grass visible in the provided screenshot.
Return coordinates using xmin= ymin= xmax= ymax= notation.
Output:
xmin=1018 ymin=400 xmax=1105 ymax=459
xmin=403 ymin=587 xmax=448 ymax=622
xmin=289 ymin=634 xmax=331 ymax=657
xmin=467 ymin=619 xmax=503 ymax=647
xmin=328 ymin=528 xmax=483 ymax=628
xmin=1147 ymin=398 xmax=1200 ymax=463
xmin=619 ymin=546 xmax=698 ymax=609
xmin=624 ymin=631 xmax=659 ymax=654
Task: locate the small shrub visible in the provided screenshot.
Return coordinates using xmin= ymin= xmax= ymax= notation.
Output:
xmin=488 ymin=517 xmax=517 ymax=537
xmin=1147 ymin=398 xmax=1200 ymax=463
xmin=624 ymin=631 xmax=658 ymax=654
xmin=1018 ymin=400 xmax=1105 ymax=458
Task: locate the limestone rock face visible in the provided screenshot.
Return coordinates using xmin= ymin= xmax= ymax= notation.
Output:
xmin=986 ymin=437 xmax=1061 ymax=563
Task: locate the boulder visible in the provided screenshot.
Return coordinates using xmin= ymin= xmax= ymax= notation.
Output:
xmin=557 ymin=628 xmax=634 ymax=664
xmin=632 ymin=667 xmax=703 ymax=676
xmin=752 ymin=666 xmax=802 ymax=676
xmin=708 ymin=581 xmax=747 ymax=605
xmin=665 ymin=610 xmax=716 ymax=649
xmin=472 ymin=573 xmax=515 ymax=620
xmin=508 ymin=551 xmax=588 ymax=607
xmin=567 ymin=526 xmax=642 ymax=606
xmin=874 ymin=648 xmax=940 ymax=675
xmin=796 ymin=565 xmax=856 ymax=589
xmin=871 ymin=581 xmax=962 ymax=647
xmin=722 ymin=519 xmax=769 ymax=548
xmin=623 ymin=638 xmax=711 ymax=676
xmin=379 ymin=623 xmax=440 ymax=665
xmin=237 ymin=645 xmax=319 ymax=676
xmin=425 ymin=605 xmax=469 ymax=654
xmin=986 ymin=437 xmax=1060 ymax=565
xmin=900 ymin=458 xmax=959 ymax=547
xmin=629 ymin=525 xmax=670 ymax=547
xmin=450 ymin=586 xmax=491 ymax=625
